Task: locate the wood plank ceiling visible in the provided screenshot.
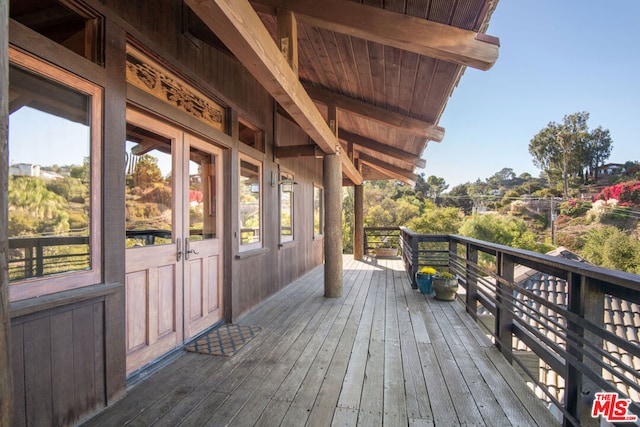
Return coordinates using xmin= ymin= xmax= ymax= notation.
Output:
xmin=188 ymin=0 xmax=500 ymax=186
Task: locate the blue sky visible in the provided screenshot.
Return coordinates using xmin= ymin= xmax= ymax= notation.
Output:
xmin=423 ymin=1 xmax=640 ymax=189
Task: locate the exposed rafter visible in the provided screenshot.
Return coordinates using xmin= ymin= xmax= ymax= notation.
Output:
xmin=306 ymin=85 xmax=445 ymax=142
xmin=339 ymin=130 xmax=426 ymax=169
xmin=359 ymin=153 xmax=418 ymax=186
xmin=185 ymin=0 xmax=362 ymax=185
xmin=251 ymin=0 xmax=499 ymax=70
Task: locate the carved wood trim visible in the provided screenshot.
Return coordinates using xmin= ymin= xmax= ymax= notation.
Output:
xmin=126 ymin=46 xmax=226 ymax=132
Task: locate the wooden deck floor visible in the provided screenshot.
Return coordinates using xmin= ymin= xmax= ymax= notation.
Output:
xmin=82 ymin=257 xmax=558 ymax=426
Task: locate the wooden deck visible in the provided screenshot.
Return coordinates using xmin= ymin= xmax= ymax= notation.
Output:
xmin=82 ymin=257 xmax=558 ymax=426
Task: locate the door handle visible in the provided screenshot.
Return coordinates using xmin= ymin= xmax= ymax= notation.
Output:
xmin=177 ymin=238 xmax=183 ymax=262
xmin=185 ymin=238 xmax=199 ymax=260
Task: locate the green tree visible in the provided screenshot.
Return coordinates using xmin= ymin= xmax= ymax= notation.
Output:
xmin=425 ymin=175 xmax=448 ymax=203
xmin=487 ymin=167 xmax=516 ymax=189
xmin=342 ymin=187 xmax=354 ymax=253
xmin=442 ymin=183 xmax=474 ymax=215
xmin=133 ymin=155 xmax=164 ymax=189
xmin=529 ymin=112 xmax=590 ymax=197
xmin=405 ymin=206 xmax=462 ymax=234
xmin=585 ymin=126 xmax=613 ymax=183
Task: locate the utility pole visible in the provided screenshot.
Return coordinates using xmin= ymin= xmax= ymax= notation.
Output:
xmin=550 ymin=197 xmax=557 ymax=245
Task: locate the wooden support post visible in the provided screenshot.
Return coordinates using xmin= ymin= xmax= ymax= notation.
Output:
xmin=324 ymin=103 xmax=342 ymax=297
xmin=466 ymin=244 xmax=478 ymax=316
xmin=0 ymin=0 xmax=13 ymax=423
xmin=496 ymin=253 xmax=514 ymax=362
xmin=566 ymin=274 xmax=603 ymax=427
xmin=410 ymin=233 xmax=419 ymax=289
xmin=353 ymin=184 xmax=364 ymax=260
xmin=324 ymin=152 xmax=342 ymax=297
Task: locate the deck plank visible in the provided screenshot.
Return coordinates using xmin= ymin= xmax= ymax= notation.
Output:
xmin=81 ymin=257 xmax=559 ymax=427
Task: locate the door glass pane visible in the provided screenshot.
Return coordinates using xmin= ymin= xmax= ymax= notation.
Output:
xmin=8 ymin=65 xmax=92 ymax=281
xmin=189 ymin=147 xmax=216 ymax=241
xmin=125 ymin=126 xmax=173 ymax=247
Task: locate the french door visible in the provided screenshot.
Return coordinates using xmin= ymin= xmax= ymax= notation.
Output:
xmin=124 ymin=109 xmax=223 ymax=374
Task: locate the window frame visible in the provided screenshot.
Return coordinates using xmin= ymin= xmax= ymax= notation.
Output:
xmin=313 ymin=184 xmax=324 ymax=238
xmin=238 ymin=154 xmax=263 ymax=251
xmin=8 ymin=47 xmax=103 ymax=302
xmin=279 ymin=170 xmax=294 ymax=244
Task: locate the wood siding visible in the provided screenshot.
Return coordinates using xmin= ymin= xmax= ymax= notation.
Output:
xmin=7 ymin=1 xmax=330 ymax=423
xmin=10 ymin=285 xmax=122 ymax=426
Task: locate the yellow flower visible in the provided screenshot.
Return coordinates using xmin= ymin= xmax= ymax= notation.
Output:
xmin=419 ymin=266 xmax=437 ymax=275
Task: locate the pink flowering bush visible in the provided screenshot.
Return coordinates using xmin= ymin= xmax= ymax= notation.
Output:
xmin=595 ymin=181 xmax=640 ymax=206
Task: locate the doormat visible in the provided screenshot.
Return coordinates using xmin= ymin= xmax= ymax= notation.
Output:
xmin=185 ymin=324 xmax=262 ymax=357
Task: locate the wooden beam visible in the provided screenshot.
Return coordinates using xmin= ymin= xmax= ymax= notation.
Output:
xmin=339 ymin=130 xmax=426 ymax=169
xmin=359 ymin=153 xmax=418 ymax=186
xmin=251 ymin=0 xmax=499 ymax=70
xmin=306 ymin=85 xmax=445 ymax=142
xmin=185 ymin=0 xmax=362 ymax=185
xmin=275 ymin=144 xmax=320 ymax=158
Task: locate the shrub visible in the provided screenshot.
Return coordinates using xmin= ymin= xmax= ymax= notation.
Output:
xmin=581 ymin=226 xmax=640 ymax=274
xmin=559 ymin=199 xmax=591 ymax=217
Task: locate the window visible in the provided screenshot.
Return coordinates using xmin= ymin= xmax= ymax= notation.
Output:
xmin=239 ymin=155 xmax=262 ymax=250
xmin=279 ymin=171 xmax=294 ymax=243
xmin=314 ymin=185 xmax=323 ymax=237
xmin=10 ymin=0 xmax=104 ymax=65
xmin=7 ymin=48 xmax=102 ymax=301
xmin=238 ymin=117 xmax=264 ymax=152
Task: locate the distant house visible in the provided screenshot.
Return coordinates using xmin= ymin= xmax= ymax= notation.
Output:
xmin=8 ymin=162 xmax=39 ymax=177
xmin=8 ymin=163 xmax=63 ymax=180
xmin=595 ymin=163 xmax=626 ymax=177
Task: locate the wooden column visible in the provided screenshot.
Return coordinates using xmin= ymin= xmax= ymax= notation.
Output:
xmin=353 ymin=184 xmax=364 ymax=260
xmin=0 ymin=0 xmax=13 ymax=423
xmin=324 ymin=152 xmax=342 ymax=297
xmin=324 ymin=103 xmax=342 ymax=297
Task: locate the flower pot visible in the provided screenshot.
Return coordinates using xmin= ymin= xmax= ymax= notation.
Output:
xmin=375 ymin=247 xmax=397 ymax=257
xmin=432 ymin=276 xmax=458 ymax=301
xmin=415 ymin=273 xmax=434 ymax=294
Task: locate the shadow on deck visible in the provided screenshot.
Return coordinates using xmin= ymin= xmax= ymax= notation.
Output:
xmin=83 ymin=256 xmax=558 ymax=426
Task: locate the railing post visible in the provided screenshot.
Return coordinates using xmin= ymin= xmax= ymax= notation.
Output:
xmin=410 ymin=233 xmax=419 ymax=288
xmin=495 ymin=252 xmax=514 ymax=362
xmin=565 ymin=274 xmax=603 ymax=427
xmin=25 ymin=246 xmax=33 ymax=278
xmin=466 ymin=244 xmax=478 ymax=316
xmin=448 ymin=238 xmax=457 ymax=274
xmin=36 ymin=240 xmax=44 ymax=277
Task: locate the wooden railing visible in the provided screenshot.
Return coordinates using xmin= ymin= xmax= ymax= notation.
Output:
xmin=8 ymin=235 xmax=90 ymax=280
xmin=398 ymin=227 xmax=640 ymax=426
xmin=363 ymin=226 xmax=401 ymax=257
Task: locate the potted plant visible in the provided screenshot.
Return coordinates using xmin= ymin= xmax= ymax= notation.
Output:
xmin=432 ymin=271 xmax=458 ymax=301
xmin=374 ymin=237 xmax=398 ymax=257
xmin=416 ymin=266 xmax=436 ymax=294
